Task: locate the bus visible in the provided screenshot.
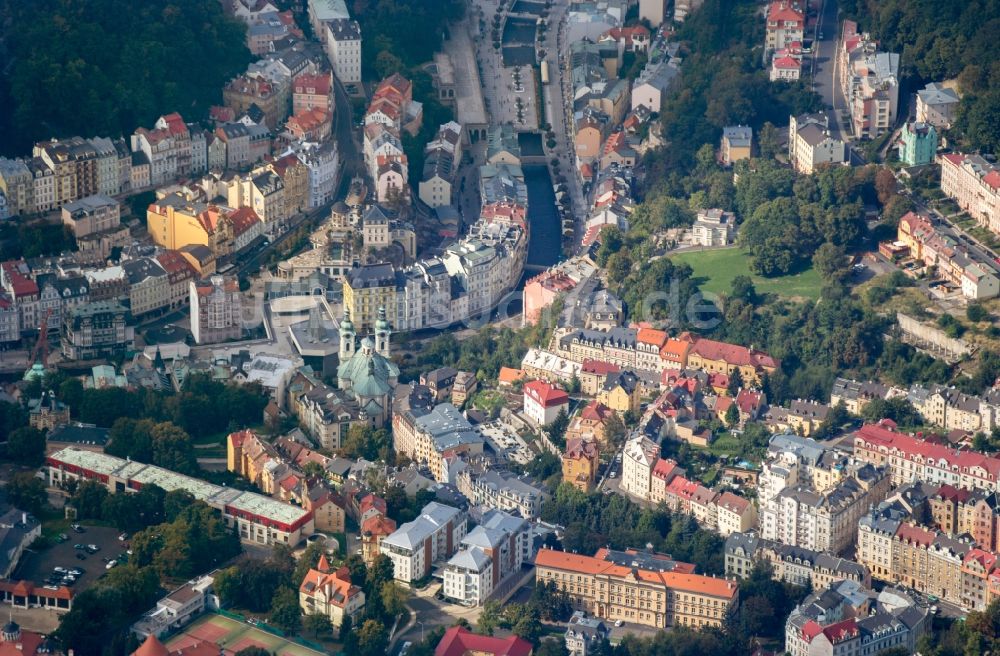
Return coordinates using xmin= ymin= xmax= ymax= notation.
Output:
xmin=540 ymin=60 xmax=550 ymax=85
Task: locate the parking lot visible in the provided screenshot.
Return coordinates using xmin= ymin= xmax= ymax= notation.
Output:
xmin=14 ymin=525 xmax=128 ymax=592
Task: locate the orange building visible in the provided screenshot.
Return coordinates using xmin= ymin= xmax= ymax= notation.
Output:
xmin=534 ymin=547 xmax=738 ymax=629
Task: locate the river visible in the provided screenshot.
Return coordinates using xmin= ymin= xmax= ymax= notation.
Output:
xmin=523 ymin=164 xmax=561 ymax=268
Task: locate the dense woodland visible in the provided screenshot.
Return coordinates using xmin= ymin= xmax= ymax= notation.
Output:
xmin=0 ymin=0 xmax=251 ymax=156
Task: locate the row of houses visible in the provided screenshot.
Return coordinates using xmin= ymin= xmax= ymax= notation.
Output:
xmin=620 ymin=435 xmax=757 ymax=536
xmin=342 ymin=209 xmax=527 ymax=333
xmin=889 ymin=210 xmax=999 ymax=300
xmin=550 ymin=326 xmax=780 ymax=383
xmin=758 ymin=433 xmax=891 ymax=554
xmin=832 ymin=374 xmax=1000 ymax=434
xmin=857 ymin=485 xmax=1000 ymax=613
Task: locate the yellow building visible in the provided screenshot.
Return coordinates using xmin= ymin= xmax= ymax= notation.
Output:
xmin=343 ymin=263 xmax=399 ymax=333
xmin=562 ymin=438 xmax=600 ymax=492
xmin=147 ymin=193 xmax=234 ymax=256
xmin=227 ymin=429 xmax=278 ymax=488
xmin=720 ymin=126 xmax=752 ymax=166
xmin=227 ymin=168 xmax=288 ymax=230
xmin=685 ymin=337 xmax=779 ymax=386
xmin=535 ymin=547 xmax=739 ymax=630
xmin=597 ymin=370 xmax=641 ymax=416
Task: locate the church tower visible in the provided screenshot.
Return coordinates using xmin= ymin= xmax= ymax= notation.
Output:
xmin=339 ymin=309 xmax=356 ymax=362
xmin=375 ymin=306 xmax=391 ymax=358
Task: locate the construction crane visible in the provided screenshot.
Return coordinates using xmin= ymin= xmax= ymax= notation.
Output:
xmin=29 ymin=309 xmax=53 ymax=368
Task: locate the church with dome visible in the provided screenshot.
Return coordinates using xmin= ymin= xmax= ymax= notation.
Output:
xmin=0 ymin=619 xmax=61 ymax=656
xmin=336 ymin=306 xmax=399 ymax=427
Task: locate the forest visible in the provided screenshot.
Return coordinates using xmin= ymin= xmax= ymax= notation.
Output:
xmin=0 ymin=0 xmax=251 ymax=156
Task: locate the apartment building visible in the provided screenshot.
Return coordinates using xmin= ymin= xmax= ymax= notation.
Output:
xmin=0 ymin=158 xmax=35 ymax=215
xmin=853 ymin=421 xmax=1000 ymax=492
xmin=190 ymin=276 xmax=242 ymax=345
xmin=899 ymin=121 xmax=938 ymax=167
xmin=123 ymin=258 xmax=170 ymax=317
xmin=725 ymin=532 xmax=870 ymax=590
xmin=535 ymin=548 xmax=739 ymax=630
xmin=380 ymin=502 xmax=467 ymax=583
xmin=457 ymin=470 xmax=547 ymax=521
xmin=292 ymin=71 xmax=334 ymax=115
xmin=939 ymin=153 xmax=1000 ymax=235
xmin=442 ymin=510 xmax=531 ymax=606
xmin=784 ymin=581 xmax=929 ymax=656
xmin=788 ymin=113 xmax=847 ymax=174
xmin=720 ymin=126 xmax=752 ymax=166
xmin=838 ymin=22 xmax=900 ymax=140
xmin=324 ymin=19 xmax=362 ymax=85
xmin=759 ymin=433 xmax=891 ymax=554
xmin=392 ymin=390 xmax=485 ymax=483
xmin=523 ymin=380 xmax=570 ymax=427
xmin=916 ymin=82 xmax=960 ymax=130
xmin=563 ymin=439 xmax=600 ymax=492
xmin=60 ymin=301 xmax=135 ymax=360
xmin=47 ymin=447 xmax=314 ymax=546
xmin=765 ymin=1 xmax=804 ymax=53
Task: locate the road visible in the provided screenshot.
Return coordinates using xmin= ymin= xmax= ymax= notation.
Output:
xmin=811 ymin=0 xmax=862 ymax=164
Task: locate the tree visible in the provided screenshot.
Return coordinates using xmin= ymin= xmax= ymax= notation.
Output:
xmin=725 ymin=403 xmax=740 ymax=428
xmin=727 ymin=369 xmax=744 ymax=396
xmin=861 ymin=397 xmax=923 ymax=426
xmin=235 ymin=648 xmax=272 ymax=656
xmin=968 ymin=303 xmax=989 ymax=323
xmin=354 ymin=619 xmax=388 ymax=656
xmin=477 ymin=600 xmax=502 ymax=636
xmin=812 ymin=242 xmax=850 ymax=286
xmin=4 ymin=426 xmax=46 ymax=466
xmin=340 ymin=425 xmax=392 ymax=461
xmin=304 ymin=613 xmax=333 ymax=639
xmin=269 ymin=586 xmax=301 ymax=634
xmin=6 ymin=472 xmax=47 ymax=514
xmin=544 ymin=409 xmax=570 ymax=448
xmin=381 ymin=581 xmax=407 ymax=618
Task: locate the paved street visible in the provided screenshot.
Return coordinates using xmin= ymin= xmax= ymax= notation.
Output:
xmin=811 ymin=0 xmax=862 ymax=164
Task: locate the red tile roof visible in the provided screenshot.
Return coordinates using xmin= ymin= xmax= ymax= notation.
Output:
xmin=134 ymin=635 xmax=170 ymax=656
xmin=579 ymin=401 xmax=613 ymax=422
xmin=690 ymin=337 xmax=779 ymax=370
xmin=564 ymin=437 xmax=599 ymax=460
xmin=228 ymin=207 xmax=261 ymax=237
xmin=581 ymin=359 xmax=621 ymax=376
xmin=524 ymin=380 xmax=570 ymax=408
xmin=435 ymin=627 xmax=532 ymax=656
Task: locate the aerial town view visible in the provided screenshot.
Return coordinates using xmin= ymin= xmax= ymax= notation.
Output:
xmin=1 ymin=0 xmax=1000 ymax=655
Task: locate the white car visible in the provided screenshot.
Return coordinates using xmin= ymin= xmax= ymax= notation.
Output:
xmin=105 ymin=560 xmax=117 ymax=570
xmin=614 ymin=620 xmax=623 ymax=627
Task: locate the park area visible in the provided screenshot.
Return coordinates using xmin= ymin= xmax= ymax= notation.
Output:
xmin=670 ymin=247 xmax=823 ymax=301
xmin=165 ymin=613 xmax=326 ymax=656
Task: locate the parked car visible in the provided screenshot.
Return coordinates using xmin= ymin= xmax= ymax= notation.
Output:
xmin=56 ymin=533 xmax=69 ymax=543
xmin=105 ymin=560 xmax=117 ymax=570
xmin=85 ymin=544 xmax=100 ymax=554
xmin=118 ymin=533 xmax=128 ymax=541
xmin=71 ymin=524 xmax=85 ymax=533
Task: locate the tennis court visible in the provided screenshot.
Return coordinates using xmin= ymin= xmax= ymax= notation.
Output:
xmin=166 ymin=613 xmax=325 ymax=656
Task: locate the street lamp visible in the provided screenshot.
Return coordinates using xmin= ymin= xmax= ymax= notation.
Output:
xmin=417 ymin=621 xmax=425 ymax=643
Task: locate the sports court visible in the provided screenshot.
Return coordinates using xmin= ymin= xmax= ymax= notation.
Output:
xmin=165 ymin=613 xmax=325 ymax=656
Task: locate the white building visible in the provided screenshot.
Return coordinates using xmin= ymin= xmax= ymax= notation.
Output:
xmin=190 ymin=275 xmax=242 ymax=345
xmin=522 ymin=380 xmax=570 ymax=427
xmin=621 ymin=435 xmax=659 ymax=499
xmin=132 ymin=574 xmax=217 ymax=638
xmin=442 ymin=509 xmax=531 ymax=606
xmin=917 ymin=82 xmax=960 ymax=130
xmin=789 ymin=113 xmax=847 ymax=175
xmin=691 ymin=209 xmax=735 ymax=246
xmin=458 ymin=470 xmax=547 ymax=521
xmin=294 ymin=141 xmax=340 ymax=208
xmin=324 ymin=19 xmax=362 ymax=85
xmin=380 ymin=501 xmax=467 ymax=583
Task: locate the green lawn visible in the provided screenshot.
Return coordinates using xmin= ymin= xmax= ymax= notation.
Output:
xmin=670 ymin=247 xmax=823 ymax=300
